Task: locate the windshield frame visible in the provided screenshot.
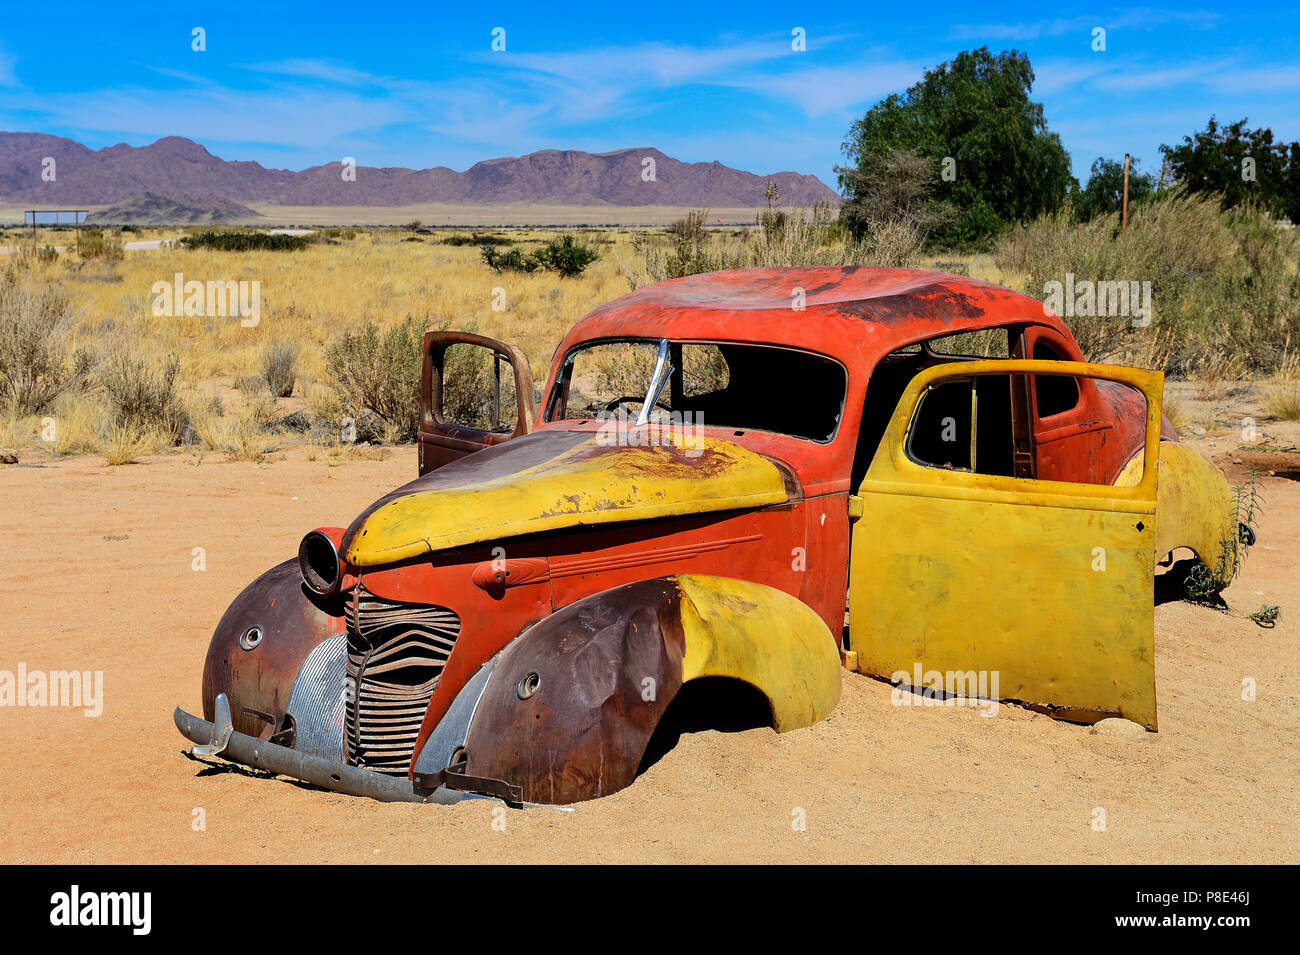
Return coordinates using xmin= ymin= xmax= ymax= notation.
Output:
xmin=544 ymin=336 xmax=849 ymax=445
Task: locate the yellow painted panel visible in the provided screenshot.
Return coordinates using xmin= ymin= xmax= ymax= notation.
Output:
xmin=676 ymin=574 xmax=841 ymax=731
xmin=345 ymin=434 xmax=790 ymax=566
xmin=1118 ymin=441 xmax=1237 ymax=585
xmin=850 ymin=359 xmax=1162 ymax=730
xmin=851 ymin=490 xmax=1157 ymax=728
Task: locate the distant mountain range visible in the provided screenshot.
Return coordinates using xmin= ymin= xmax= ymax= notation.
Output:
xmin=0 ymin=133 xmax=839 ymax=209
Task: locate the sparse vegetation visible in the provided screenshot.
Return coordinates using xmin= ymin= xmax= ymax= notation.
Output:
xmin=631 ymin=202 xmax=924 ymax=284
xmin=1263 ymin=353 xmax=1300 ymax=421
xmin=482 ymin=234 xmax=599 ymax=277
xmin=995 ymin=191 xmax=1300 ymax=372
xmin=444 ymin=233 xmax=513 ymax=247
xmin=262 ymin=341 xmax=297 ymax=398
xmin=323 ymin=314 xmax=429 ymax=441
xmin=99 ymin=349 xmax=188 ymax=441
xmin=100 ymin=421 xmax=160 ymax=466
xmin=77 ymin=230 xmax=125 ymax=262
xmin=0 ymin=271 xmax=91 ymax=415
xmin=181 ymin=231 xmax=310 ymax=252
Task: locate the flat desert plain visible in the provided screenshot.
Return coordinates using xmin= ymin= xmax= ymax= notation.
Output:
xmin=0 ymin=203 xmax=766 ymax=228
xmin=0 ymin=428 xmax=1295 ymax=864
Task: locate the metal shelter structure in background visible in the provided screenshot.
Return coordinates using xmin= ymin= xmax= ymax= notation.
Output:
xmin=23 ymin=209 xmax=89 ymax=244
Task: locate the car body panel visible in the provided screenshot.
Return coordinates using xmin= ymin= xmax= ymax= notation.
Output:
xmin=849 ymin=359 xmax=1162 ymax=729
xmin=427 ymin=574 xmax=838 ymax=805
xmin=342 ymin=429 xmax=794 ymax=567
xmin=1118 ymin=440 xmax=1237 ymax=585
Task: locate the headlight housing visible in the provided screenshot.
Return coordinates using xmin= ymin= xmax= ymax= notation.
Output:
xmin=299 ymin=529 xmax=342 ymax=595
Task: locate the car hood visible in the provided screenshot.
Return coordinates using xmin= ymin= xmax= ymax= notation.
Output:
xmin=341 ymin=429 xmax=797 ymax=567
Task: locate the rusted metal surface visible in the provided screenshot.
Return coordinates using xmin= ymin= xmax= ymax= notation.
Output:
xmin=201 ymin=559 xmax=344 ymax=738
xmin=341 ymin=430 xmax=793 ymax=568
xmin=458 ymin=578 xmax=687 ymax=805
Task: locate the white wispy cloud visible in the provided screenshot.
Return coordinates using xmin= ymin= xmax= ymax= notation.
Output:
xmin=951 ymin=7 xmax=1219 ymax=42
xmin=0 ymin=50 xmax=18 ymax=87
xmin=241 ymin=59 xmax=385 ymax=88
xmin=13 ymin=85 xmax=408 ymax=150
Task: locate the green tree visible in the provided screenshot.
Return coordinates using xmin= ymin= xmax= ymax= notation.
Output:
xmin=1073 ymin=156 xmax=1157 ymax=222
xmin=1160 ymin=116 xmax=1299 ymax=221
xmin=838 ymin=47 xmax=1072 ymax=247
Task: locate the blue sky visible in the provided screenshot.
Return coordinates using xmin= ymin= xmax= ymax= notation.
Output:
xmin=2 ymin=1 xmax=1298 ymax=190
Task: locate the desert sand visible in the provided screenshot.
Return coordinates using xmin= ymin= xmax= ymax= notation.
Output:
xmin=0 ymin=429 xmax=1295 ymax=864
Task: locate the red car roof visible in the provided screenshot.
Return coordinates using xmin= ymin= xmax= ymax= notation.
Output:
xmin=556 ymin=267 xmax=1070 ymax=367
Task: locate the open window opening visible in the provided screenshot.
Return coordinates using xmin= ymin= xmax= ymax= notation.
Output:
xmin=547 ymin=339 xmax=847 ymax=443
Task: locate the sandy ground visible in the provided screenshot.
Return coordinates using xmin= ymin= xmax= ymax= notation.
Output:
xmin=0 ymin=427 xmax=1296 ymax=864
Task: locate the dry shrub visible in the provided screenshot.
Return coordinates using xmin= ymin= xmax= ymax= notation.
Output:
xmin=99 ymin=349 xmax=188 ymax=441
xmin=995 ymin=190 xmax=1300 ymax=372
xmin=1162 ymin=393 xmax=1190 ymax=436
xmin=323 ymin=314 xmax=430 ymax=441
xmin=1263 ymin=352 xmax=1300 ymax=421
xmin=262 ymin=341 xmax=297 ymax=398
xmin=77 ymin=230 xmax=125 ymax=263
xmin=100 ymin=421 xmax=160 ymax=466
xmin=0 ymin=271 xmax=91 ymax=415
xmin=1191 ymin=352 xmax=1248 ymax=401
xmin=630 ymin=203 xmax=924 ymax=286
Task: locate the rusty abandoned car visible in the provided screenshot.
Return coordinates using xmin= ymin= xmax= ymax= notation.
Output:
xmin=174 ymin=266 xmax=1243 ymax=806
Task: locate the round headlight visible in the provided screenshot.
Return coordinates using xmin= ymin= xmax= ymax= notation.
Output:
xmin=299 ymin=530 xmax=341 ymax=595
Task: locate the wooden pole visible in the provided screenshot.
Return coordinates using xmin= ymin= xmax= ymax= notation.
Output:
xmin=1122 ymin=154 xmax=1131 ymax=231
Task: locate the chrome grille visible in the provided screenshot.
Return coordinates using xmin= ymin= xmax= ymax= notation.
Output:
xmin=344 ymin=586 xmax=460 ymax=775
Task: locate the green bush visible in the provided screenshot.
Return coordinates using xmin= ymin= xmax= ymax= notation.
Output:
xmin=533 ymin=235 xmax=600 ymax=278
xmin=481 ymin=245 xmax=540 ymax=273
xmin=181 ymin=231 xmax=310 ymax=252
xmin=444 ymin=233 xmax=513 ymax=247
xmin=481 ymin=234 xmax=599 ymax=277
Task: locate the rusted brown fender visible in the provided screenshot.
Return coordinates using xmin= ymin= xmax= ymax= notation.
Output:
xmin=415 ymin=574 xmax=841 ymax=805
xmin=201 ymin=559 xmax=343 ymax=739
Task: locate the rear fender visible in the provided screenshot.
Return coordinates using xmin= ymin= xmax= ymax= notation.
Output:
xmin=413 ymin=574 xmax=841 ymax=804
xmin=1118 ymin=441 xmax=1239 ymax=585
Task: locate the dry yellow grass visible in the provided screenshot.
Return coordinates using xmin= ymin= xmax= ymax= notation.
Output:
xmin=50 ymin=229 xmax=631 ymax=389
xmin=3 ymin=228 xmax=1040 ymax=461
xmin=1191 ymin=352 xmax=1247 ymax=401
xmin=1264 ymin=352 xmax=1300 ymax=421
xmin=100 ymin=422 xmax=162 ymax=465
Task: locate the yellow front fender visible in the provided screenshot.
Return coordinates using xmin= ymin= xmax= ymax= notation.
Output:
xmin=676 ymin=574 xmax=842 ymax=731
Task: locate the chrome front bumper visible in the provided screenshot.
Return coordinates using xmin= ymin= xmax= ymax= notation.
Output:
xmin=173 ymin=695 xmax=461 ymax=804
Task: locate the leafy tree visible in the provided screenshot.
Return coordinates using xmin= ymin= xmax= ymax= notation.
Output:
xmin=1073 ymin=156 xmax=1157 ymax=222
xmin=838 ymin=47 xmax=1072 ymax=247
xmin=1160 ymin=117 xmax=1300 ymax=221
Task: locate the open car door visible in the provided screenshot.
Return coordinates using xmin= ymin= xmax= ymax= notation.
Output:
xmin=848 ymin=359 xmax=1162 ymax=729
xmin=418 ymin=331 xmax=536 ymax=475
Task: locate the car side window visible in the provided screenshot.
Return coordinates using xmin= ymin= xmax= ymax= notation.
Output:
xmin=907 ymin=372 xmax=1145 ymax=485
xmin=439 ymin=343 xmax=519 ymax=432
xmin=908 ymin=376 xmax=1015 ymax=476
xmin=1032 ymin=341 xmax=1081 ymax=417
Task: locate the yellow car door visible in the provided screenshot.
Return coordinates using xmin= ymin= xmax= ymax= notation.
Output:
xmin=848 ymin=359 xmax=1162 ymax=730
